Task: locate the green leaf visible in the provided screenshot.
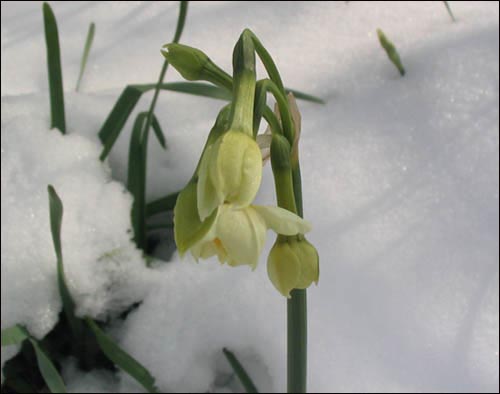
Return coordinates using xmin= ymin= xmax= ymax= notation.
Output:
xmin=146 ymin=191 xmax=180 ymax=217
xmin=29 ymin=339 xmax=67 ymax=393
xmin=98 ymin=82 xmax=318 ymax=161
xmin=98 ymin=82 xmax=230 ymax=161
xmin=377 ymin=28 xmax=406 ymax=77
xmin=1 ymin=326 xmax=29 ymax=347
xmin=127 ymin=113 xmax=149 ymax=250
xmin=99 ymin=85 xmax=144 ymax=161
xmin=443 ymin=1 xmax=456 ymax=22
xmin=286 ymin=88 xmax=325 ymax=104
xmin=156 ymin=82 xmax=232 ymax=100
xmin=222 ymin=348 xmax=259 ymax=393
xmin=172 ymin=1 xmax=189 ymax=43
xmin=43 ymin=2 xmax=66 ymax=134
xmin=1 ymin=325 xmax=67 ymax=393
xmin=76 ymin=22 xmax=95 ymax=92
xmin=151 ymin=114 xmax=167 ymax=149
xmin=47 ymin=185 xmax=83 ymax=340
xmin=86 ymin=319 xmax=157 ymax=393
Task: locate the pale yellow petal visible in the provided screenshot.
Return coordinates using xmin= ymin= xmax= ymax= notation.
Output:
xmin=216 ymin=205 xmax=266 ymax=269
xmin=253 ymin=205 xmax=311 ymax=235
xmin=214 ymin=131 xmax=262 ymax=207
xmin=197 ymin=144 xmax=223 ymax=220
xmin=174 ymin=182 xmax=218 ymax=255
xmin=292 ymin=238 xmax=320 ymax=289
xmin=267 ymin=242 xmax=301 ymax=298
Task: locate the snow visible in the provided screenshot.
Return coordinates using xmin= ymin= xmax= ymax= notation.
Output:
xmin=0 ymin=98 xmax=150 ymax=373
xmin=1 ymin=1 xmax=499 ymax=393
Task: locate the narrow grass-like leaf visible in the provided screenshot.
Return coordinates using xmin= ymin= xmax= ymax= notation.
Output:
xmin=146 ymin=191 xmax=179 ymax=217
xmin=99 ymin=82 xmax=319 ymax=161
xmin=443 ymin=1 xmax=456 ymax=22
xmin=29 ymin=339 xmax=67 ymax=393
xmin=99 ymin=85 xmax=144 ymax=160
xmin=154 ymin=82 xmax=231 ymax=100
xmin=286 ymin=88 xmax=325 ymax=104
xmin=43 ymin=3 xmax=66 ymax=134
xmin=48 ymin=185 xmax=83 ymax=340
xmin=151 ymin=114 xmax=167 ymax=149
xmin=127 ymin=113 xmax=149 ymax=250
xmin=223 ymin=348 xmax=258 ymax=393
xmin=1 ymin=326 xmax=66 ymax=393
xmin=76 ymin=22 xmax=95 ymax=92
xmin=86 ymin=318 xmax=157 ymax=393
xmin=1 ymin=326 xmax=29 ymax=347
xmin=377 ymin=28 xmax=406 ymax=76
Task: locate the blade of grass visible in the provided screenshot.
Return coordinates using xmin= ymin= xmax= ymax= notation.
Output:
xmin=98 ymin=82 xmax=319 ymax=161
xmin=29 ymin=339 xmax=67 ymax=393
xmin=151 ymin=82 xmax=232 ymax=100
xmin=76 ymin=22 xmax=95 ymax=92
xmin=127 ymin=113 xmax=149 ymax=250
xmin=286 ymin=88 xmax=325 ymax=104
xmin=128 ymin=0 xmax=188 ymax=250
xmin=99 ymin=85 xmax=144 ymax=160
xmin=1 ymin=326 xmax=29 ymax=347
xmin=145 ymin=191 xmax=179 ymax=217
xmin=443 ymin=1 xmax=456 ymax=22
xmin=1 ymin=326 xmax=66 ymax=394
xmin=222 ymin=348 xmax=258 ymax=393
xmin=127 ymin=112 xmax=166 ymax=249
xmin=151 ymin=114 xmax=167 ymax=149
xmin=43 ymin=3 xmax=66 ymax=134
xmin=377 ymin=28 xmax=406 ymax=76
xmin=99 ymin=1 xmax=188 ymax=160
xmin=86 ymin=318 xmax=157 ymax=393
xmin=48 ymin=185 xmax=83 ymax=340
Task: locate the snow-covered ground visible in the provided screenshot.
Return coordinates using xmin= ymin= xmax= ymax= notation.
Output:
xmin=1 ymin=1 xmax=499 ymax=392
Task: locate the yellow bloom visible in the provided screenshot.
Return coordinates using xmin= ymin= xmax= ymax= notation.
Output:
xmin=175 ymin=128 xmax=311 ymax=273
xmin=267 ymin=237 xmax=319 ymax=298
xmin=197 ymin=130 xmax=262 ymax=220
xmin=190 ymin=203 xmax=311 ymax=270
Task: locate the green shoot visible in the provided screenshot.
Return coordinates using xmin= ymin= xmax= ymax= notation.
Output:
xmin=43 ymin=2 xmax=66 ymax=134
xmin=76 ymin=22 xmax=95 ymax=92
xmin=377 ymin=28 xmax=406 ymax=76
xmin=223 ymin=348 xmax=259 ymax=393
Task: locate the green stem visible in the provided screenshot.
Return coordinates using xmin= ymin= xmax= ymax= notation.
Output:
xmin=292 ymin=163 xmax=303 ymax=218
xmin=258 ymin=79 xmax=295 ymax=144
xmin=258 ymin=35 xmax=307 ymax=390
xmin=143 ymin=1 xmax=188 ymax=142
xmin=289 ymin=161 xmax=306 ymax=393
xmin=288 ymin=289 xmax=307 ymax=393
xmin=229 ymin=30 xmax=256 ymax=135
xmin=133 ymin=1 xmax=188 ymax=250
xmin=273 ymin=151 xmax=307 ymax=394
xmin=263 ymin=107 xmax=282 ymax=136
xmin=246 ymin=30 xmax=285 ymax=93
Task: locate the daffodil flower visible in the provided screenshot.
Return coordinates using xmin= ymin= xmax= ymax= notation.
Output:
xmin=190 ymin=203 xmax=311 ymax=269
xmin=174 ymin=129 xmax=311 ymax=270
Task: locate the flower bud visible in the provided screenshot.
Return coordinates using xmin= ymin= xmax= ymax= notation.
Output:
xmin=161 ymin=43 xmax=210 ymax=81
xmin=267 ymin=237 xmax=319 ymax=298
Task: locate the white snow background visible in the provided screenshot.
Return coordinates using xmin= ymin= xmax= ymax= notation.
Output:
xmin=1 ymin=1 xmax=499 ymax=392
